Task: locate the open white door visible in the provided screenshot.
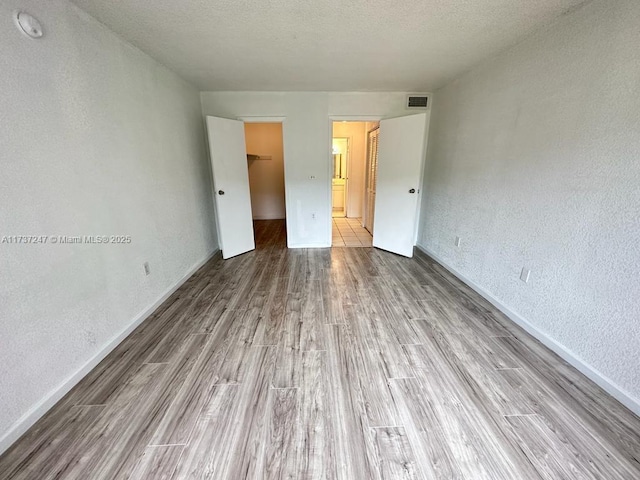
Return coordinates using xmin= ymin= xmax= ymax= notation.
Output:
xmin=206 ymin=116 xmax=255 ymax=259
xmin=372 ymin=113 xmax=427 ymax=257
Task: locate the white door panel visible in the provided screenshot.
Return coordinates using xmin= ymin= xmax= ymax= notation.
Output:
xmin=206 ymin=116 xmax=255 ymax=259
xmin=373 ymin=113 xmax=427 ymax=257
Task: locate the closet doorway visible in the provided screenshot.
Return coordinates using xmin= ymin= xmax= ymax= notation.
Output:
xmin=205 ymin=115 xmax=287 ymax=259
xmin=245 ymin=123 xmax=287 ymax=248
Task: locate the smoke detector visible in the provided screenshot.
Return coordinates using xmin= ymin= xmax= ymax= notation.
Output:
xmin=14 ymin=11 xmax=44 ymax=39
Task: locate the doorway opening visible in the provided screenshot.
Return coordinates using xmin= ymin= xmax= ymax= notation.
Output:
xmin=331 ymin=121 xmax=379 ymax=247
xmin=244 ymin=122 xmax=287 ymax=248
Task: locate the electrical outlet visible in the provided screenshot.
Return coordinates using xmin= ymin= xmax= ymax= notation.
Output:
xmin=520 ymin=267 xmax=530 ymax=283
xmin=455 ymin=236 xmax=462 ymax=248
xmin=311 ymin=213 xmax=316 ymax=219
xmin=143 ymin=262 xmax=150 ymax=276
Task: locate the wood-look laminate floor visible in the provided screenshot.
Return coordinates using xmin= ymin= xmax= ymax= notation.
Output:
xmin=2 ymin=219 xmax=640 ymax=479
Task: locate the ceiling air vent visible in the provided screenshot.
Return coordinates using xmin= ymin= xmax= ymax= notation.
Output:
xmin=406 ymin=95 xmax=430 ymax=109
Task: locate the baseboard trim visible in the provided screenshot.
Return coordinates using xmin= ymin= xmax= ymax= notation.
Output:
xmin=289 ymin=243 xmax=331 ymax=249
xmin=0 ymin=248 xmax=220 ymax=456
xmin=415 ymin=243 xmax=640 ymax=417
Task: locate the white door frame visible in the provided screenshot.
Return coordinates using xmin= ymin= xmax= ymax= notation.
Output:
xmin=237 ymin=116 xmax=288 ymax=245
xmin=238 ymin=116 xmax=287 ymax=123
xmin=328 ymin=116 xmax=382 ymax=246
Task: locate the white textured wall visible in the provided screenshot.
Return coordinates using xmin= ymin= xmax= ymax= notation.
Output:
xmin=419 ymin=0 xmax=640 ymax=407
xmin=245 ymin=123 xmax=286 ymax=219
xmin=0 ymin=0 xmax=216 ymax=450
xmin=201 ymin=92 xmax=429 ymax=247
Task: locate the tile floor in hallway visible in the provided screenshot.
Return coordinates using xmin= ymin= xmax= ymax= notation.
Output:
xmin=332 ymin=217 xmax=372 ymax=247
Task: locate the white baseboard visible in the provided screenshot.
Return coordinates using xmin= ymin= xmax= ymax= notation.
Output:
xmin=0 ymin=248 xmax=220 ymax=456
xmin=415 ymin=243 xmax=640 ymax=417
xmin=289 ymin=243 xmax=331 ymax=248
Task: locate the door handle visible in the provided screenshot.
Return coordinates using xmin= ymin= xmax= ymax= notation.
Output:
xmin=409 ymin=188 xmax=416 ymax=194
xmin=218 ymin=190 xmax=225 ymax=195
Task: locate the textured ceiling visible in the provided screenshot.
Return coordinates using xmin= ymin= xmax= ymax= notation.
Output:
xmin=70 ymin=0 xmax=589 ymax=91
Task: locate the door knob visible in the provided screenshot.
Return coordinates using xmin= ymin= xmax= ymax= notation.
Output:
xmin=409 ymin=188 xmax=416 ymax=194
xmin=218 ymin=190 xmax=225 ymax=195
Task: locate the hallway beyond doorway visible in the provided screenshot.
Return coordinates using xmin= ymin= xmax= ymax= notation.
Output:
xmin=332 ymin=217 xmax=372 ymax=247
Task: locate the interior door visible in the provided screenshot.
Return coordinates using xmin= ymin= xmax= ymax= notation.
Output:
xmin=372 ymin=113 xmax=427 ymax=257
xmin=364 ymin=127 xmax=379 ymax=234
xmin=206 ymin=116 xmax=255 ymax=259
